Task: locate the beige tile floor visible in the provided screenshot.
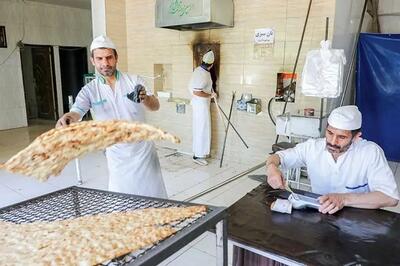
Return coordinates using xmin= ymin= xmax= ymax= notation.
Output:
xmin=0 ymin=121 xmax=399 ymax=265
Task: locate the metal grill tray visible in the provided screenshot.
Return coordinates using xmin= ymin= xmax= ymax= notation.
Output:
xmin=0 ymin=186 xmax=227 ymax=266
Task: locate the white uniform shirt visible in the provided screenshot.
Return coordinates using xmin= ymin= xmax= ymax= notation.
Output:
xmin=69 ymin=71 xmax=167 ymax=198
xmin=277 ymin=138 xmax=399 ymax=199
xmin=70 ymin=71 xmax=153 ymax=152
xmin=71 ymin=71 xmax=151 ymax=123
xmin=188 ymin=66 xmax=213 ymax=96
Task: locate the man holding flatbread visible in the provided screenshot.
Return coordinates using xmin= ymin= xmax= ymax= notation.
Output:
xmin=56 ymin=36 xmax=167 ymax=198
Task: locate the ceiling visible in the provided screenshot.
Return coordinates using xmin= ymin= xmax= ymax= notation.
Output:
xmin=27 ymin=0 xmax=91 ymax=9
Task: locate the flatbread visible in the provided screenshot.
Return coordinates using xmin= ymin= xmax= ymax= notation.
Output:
xmin=0 ymin=120 xmax=180 ymax=181
xmin=0 ymin=205 xmax=206 ymax=265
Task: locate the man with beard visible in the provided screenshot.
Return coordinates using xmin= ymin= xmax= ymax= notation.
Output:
xmin=56 ymin=35 xmax=167 ymax=198
xmin=233 ymin=105 xmax=399 ymax=266
xmin=267 ymin=105 xmax=398 ymax=214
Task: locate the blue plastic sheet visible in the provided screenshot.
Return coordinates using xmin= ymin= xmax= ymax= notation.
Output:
xmin=356 ymin=33 xmax=400 ymax=162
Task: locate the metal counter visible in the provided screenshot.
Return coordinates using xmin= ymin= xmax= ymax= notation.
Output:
xmin=228 ymin=183 xmax=400 ymax=265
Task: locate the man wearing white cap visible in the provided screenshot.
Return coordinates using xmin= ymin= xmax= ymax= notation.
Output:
xmin=56 ymin=35 xmax=167 ymax=198
xmin=188 ymin=50 xmax=216 ymax=166
xmin=267 ymin=105 xmax=399 ymax=214
xmin=233 ymin=105 xmax=399 ymax=266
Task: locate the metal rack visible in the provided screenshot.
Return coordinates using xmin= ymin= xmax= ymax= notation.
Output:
xmin=0 ymin=186 xmax=227 ymax=266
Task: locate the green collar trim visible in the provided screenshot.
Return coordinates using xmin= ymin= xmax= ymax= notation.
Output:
xmin=96 ymin=70 xmax=120 ymax=84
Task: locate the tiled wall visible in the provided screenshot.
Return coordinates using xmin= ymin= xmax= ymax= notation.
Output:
xmin=105 ymin=0 xmax=336 ymax=164
xmin=105 ymin=0 xmax=128 ymax=72
xmin=378 ymin=0 xmax=400 ymax=33
xmin=0 ymin=0 xmax=92 ymax=130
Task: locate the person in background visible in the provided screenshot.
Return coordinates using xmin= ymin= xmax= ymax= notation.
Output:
xmin=188 ymin=50 xmax=216 ymax=166
xmin=56 ymin=35 xmax=167 ymax=198
xmin=233 ymin=105 xmax=399 ymax=266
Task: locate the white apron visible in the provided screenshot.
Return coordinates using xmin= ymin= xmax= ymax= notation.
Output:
xmin=192 ymin=96 xmax=211 ymax=157
xmin=71 ymin=71 xmax=167 ymax=198
xmin=189 ymin=66 xmax=213 ymax=158
xmin=106 ymin=142 xmax=167 ymax=198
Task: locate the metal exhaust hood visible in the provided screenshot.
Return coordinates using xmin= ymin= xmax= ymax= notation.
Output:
xmin=155 ymin=0 xmax=234 ymax=31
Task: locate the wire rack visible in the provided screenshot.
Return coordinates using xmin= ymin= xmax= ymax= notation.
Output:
xmin=0 ymin=186 xmax=226 ymax=266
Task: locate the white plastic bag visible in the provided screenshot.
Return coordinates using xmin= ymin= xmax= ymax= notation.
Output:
xmin=301 ymin=40 xmax=346 ymax=98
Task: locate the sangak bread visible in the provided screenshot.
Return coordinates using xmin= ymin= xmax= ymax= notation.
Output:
xmin=0 ymin=205 xmax=206 ymax=266
xmin=0 ymin=120 xmax=180 ymax=181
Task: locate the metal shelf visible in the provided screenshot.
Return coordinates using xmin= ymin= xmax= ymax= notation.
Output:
xmin=0 ymin=186 xmax=227 ymax=266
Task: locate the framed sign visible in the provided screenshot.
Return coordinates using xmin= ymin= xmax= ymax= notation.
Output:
xmin=254 ymin=28 xmax=274 ymax=44
xmin=0 ymin=26 xmax=7 ymax=48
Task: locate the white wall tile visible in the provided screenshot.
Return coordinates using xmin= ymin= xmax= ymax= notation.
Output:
xmin=105 ymin=0 xmax=337 ymax=164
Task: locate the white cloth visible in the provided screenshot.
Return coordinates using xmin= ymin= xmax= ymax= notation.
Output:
xmin=71 ymin=71 xmax=167 ymax=198
xmin=188 ymin=66 xmax=213 ymax=95
xmin=202 ymin=50 xmax=215 ymax=64
xmin=301 ymin=40 xmax=346 ymax=98
xmin=90 ymin=35 xmax=116 ymax=51
xmin=192 ymin=97 xmax=211 ymax=157
xmin=188 ymin=66 xmax=212 ymax=157
xmin=276 ymin=138 xmax=399 ymax=200
xmin=328 ymin=105 xmax=362 ymax=130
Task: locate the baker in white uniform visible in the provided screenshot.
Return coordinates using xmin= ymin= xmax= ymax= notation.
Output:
xmin=56 ymin=35 xmax=167 ymax=198
xmin=267 ymin=105 xmax=399 ymax=214
xmin=233 ymin=105 xmax=400 ymax=266
xmin=188 ymin=50 xmax=216 ymax=166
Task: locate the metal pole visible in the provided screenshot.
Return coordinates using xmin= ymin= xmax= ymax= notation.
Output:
xmin=211 ymin=89 xmax=228 ymax=132
xmin=275 ymin=0 xmax=313 ymax=144
xmin=219 ymin=92 xmax=235 ymax=168
xmin=68 ymin=95 xmax=83 ymax=185
xmin=215 ymin=101 xmax=249 ymax=149
xmin=75 ymin=159 xmax=83 ymax=185
xmin=319 ymin=17 xmax=329 ymax=134
xmin=339 ymin=0 xmax=368 ymax=107
xmin=216 ymin=218 xmax=228 ymax=266
xmin=184 ymin=162 xmax=265 ymax=202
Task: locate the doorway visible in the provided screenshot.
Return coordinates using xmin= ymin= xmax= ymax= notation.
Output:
xmin=20 ymin=45 xmax=58 ymax=121
xmin=59 ymin=47 xmax=88 ymax=113
xmin=193 ymin=43 xmax=220 ymax=95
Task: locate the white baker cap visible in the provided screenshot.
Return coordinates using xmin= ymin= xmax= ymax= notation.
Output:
xmin=328 ymin=105 xmax=362 ymax=130
xmin=202 ymin=50 xmax=215 ymax=64
xmin=90 ymin=35 xmax=116 ymax=52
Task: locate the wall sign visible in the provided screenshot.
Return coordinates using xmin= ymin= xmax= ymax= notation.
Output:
xmin=168 ymin=0 xmax=193 ymax=17
xmin=254 ymin=28 xmax=274 ymax=44
xmin=0 ymin=26 xmax=7 ymax=48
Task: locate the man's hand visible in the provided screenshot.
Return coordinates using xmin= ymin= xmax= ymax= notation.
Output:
xmin=56 ymin=112 xmax=80 ymax=128
xmin=318 ymin=193 xmax=347 ymax=214
xmin=267 ymin=164 xmax=285 ymax=189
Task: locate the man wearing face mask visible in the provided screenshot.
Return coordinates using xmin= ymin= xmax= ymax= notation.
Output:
xmin=267 ymin=105 xmax=399 ymax=214
xmin=56 ymin=35 xmax=167 ymax=198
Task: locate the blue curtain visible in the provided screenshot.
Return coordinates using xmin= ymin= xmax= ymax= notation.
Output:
xmin=356 ymin=33 xmax=400 ymax=162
